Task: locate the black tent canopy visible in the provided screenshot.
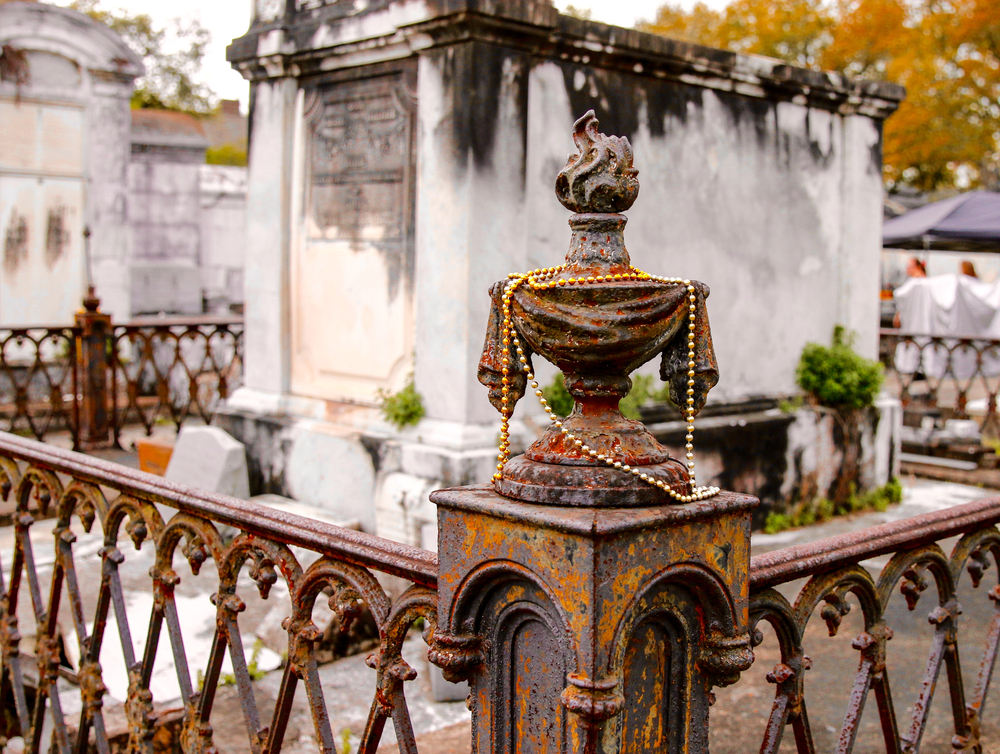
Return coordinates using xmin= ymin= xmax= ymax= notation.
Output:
xmin=883 ymin=191 xmax=1000 ymax=252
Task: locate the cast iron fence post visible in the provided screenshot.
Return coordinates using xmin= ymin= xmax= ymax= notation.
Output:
xmin=429 ymin=112 xmax=759 ymax=753
xmin=74 ymin=286 xmax=112 ymax=449
xmin=430 ymin=489 xmax=757 ymax=753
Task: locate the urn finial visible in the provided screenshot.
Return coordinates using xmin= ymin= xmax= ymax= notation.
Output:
xmin=554 ymin=110 xmax=639 ymax=214
xmin=478 ymin=110 xmax=721 ymax=506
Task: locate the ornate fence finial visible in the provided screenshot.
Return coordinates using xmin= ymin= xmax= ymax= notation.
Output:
xmin=555 ymin=109 xmax=639 ymax=214
xmin=478 ymin=111 xmax=720 ymax=506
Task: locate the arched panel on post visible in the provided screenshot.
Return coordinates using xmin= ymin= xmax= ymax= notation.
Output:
xmin=431 ymin=485 xmax=758 ymax=754
xmin=435 ymin=558 xmax=574 ymax=754
xmin=610 ymin=562 xmax=751 ymax=754
xmin=619 ymin=610 xmax=689 ymax=754
xmin=490 ymin=591 xmax=570 ymax=754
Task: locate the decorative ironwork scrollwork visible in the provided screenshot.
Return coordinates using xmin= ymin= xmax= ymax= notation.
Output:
xmin=0 ymin=433 xmax=438 ymax=754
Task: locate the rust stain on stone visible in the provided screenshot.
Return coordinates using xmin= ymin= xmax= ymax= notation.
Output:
xmin=0 ymin=44 xmax=30 ymax=87
xmin=45 ymin=205 xmax=69 ymax=267
xmin=4 ymin=210 xmax=28 ymax=272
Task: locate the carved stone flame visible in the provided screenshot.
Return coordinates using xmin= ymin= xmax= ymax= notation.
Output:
xmin=555 ymin=110 xmax=639 ymax=214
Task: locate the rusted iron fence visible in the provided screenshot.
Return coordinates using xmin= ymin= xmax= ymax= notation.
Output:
xmin=0 ymin=428 xmax=997 ymax=752
xmin=0 ymin=313 xmax=243 ymax=450
xmin=0 ymin=432 xmax=435 ymax=753
xmin=110 ymin=316 xmax=244 ymax=446
xmin=746 ymin=504 xmax=1000 ymax=752
xmin=0 ymin=327 xmax=81 ymax=445
xmin=880 ymin=328 xmax=1000 ymax=432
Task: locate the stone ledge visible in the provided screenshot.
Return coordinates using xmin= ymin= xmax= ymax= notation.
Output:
xmin=227 ymin=0 xmax=903 ymax=117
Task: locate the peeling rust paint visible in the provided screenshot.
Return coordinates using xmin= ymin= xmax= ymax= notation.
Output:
xmin=478 ymin=112 xmax=719 ymax=507
xmin=431 ymin=484 xmax=756 ymax=754
xmin=0 ymin=429 xmax=997 ymax=753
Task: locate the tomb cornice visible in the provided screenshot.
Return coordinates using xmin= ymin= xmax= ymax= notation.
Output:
xmin=0 ymin=2 xmax=143 ymax=80
xmin=229 ymin=3 xmax=903 ymax=118
xmin=228 ymin=10 xmax=556 ymax=82
xmin=545 ymin=20 xmax=904 ymax=118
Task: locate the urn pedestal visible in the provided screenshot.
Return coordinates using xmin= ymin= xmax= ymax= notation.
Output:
xmin=430 ymin=485 xmax=758 ymax=754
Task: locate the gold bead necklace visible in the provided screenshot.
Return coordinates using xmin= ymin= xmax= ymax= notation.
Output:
xmin=493 ymin=264 xmax=720 ymax=503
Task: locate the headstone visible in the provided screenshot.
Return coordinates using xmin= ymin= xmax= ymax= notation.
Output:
xmin=165 ymin=426 xmax=250 ymax=499
xmin=130 ymin=263 xmax=202 ymax=316
xmin=429 ymin=662 xmax=470 ymax=704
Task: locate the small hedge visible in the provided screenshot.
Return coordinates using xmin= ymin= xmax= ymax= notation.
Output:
xmin=377 ymin=377 xmax=425 ymax=429
xmin=542 ymin=372 xmax=669 ymax=419
xmin=764 ymin=478 xmax=903 ymax=534
xmin=541 ymin=374 xmax=575 ymax=417
xmin=795 ymin=326 xmax=883 ymax=410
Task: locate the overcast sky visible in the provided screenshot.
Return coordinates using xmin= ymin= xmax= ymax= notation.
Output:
xmin=57 ymin=0 xmax=728 ymax=111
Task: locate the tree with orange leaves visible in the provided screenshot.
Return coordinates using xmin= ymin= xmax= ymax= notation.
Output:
xmin=640 ymin=0 xmax=1000 ymax=191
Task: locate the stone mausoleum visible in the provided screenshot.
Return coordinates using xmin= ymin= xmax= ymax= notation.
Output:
xmin=219 ymin=0 xmax=904 ymax=543
xmin=0 ymin=2 xmax=141 ymax=325
xmin=1 ymin=4 xmax=249 ymax=323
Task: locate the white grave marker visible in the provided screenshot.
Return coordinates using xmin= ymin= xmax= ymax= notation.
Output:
xmin=165 ymin=425 xmax=251 ymax=499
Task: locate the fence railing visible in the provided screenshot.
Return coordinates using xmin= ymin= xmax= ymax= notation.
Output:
xmin=0 ymin=432 xmax=436 ymax=754
xmin=0 ymin=327 xmax=81 ymax=445
xmin=746 ymin=503 xmax=1000 ymax=753
xmin=0 ymin=307 xmax=243 ymax=450
xmin=0 ymin=429 xmax=997 ymax=752
xmin=880 ymin=328 xmax=1000 ymax=433
xmin=110 ymin=316 xmax=243 ymax=446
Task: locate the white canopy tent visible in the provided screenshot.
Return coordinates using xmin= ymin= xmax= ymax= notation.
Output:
xmin=893 ymin=274 xmax=1000 ymax=378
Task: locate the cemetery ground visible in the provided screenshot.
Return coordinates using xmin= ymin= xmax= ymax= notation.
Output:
xmin=2 ymin=431 xmax=997 ymax=753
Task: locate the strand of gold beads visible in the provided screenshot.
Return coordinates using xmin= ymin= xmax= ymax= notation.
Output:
xmin=492 ymin=264 xmax=720 ymax=503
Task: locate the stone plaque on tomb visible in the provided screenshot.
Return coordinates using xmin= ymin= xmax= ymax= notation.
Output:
xmin=291 ymin=68 xmax=417 ymax=404
xmin=305 ymin=76 xmax=410 ymax=244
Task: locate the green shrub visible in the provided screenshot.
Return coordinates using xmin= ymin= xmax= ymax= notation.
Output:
xmin=206 ymin=144 xmax=248 ymax=166
xmin=847 ymin=479 xmax=904 ymax=515
xmin=764 ymin=512 xmax=791 ymax=534
xmin=199 ymin=641 xmax=267 ymax=689
xmin=778 ymin=395 xmax=804 ymax=414
xmin=795 ymin=326 xmax=883 ymax=410
xmin=377 ymin=377 xmax=425 ymax=429
xmin=794 ymin=506 xmax=816 ymax=527
xmin=619 ymin=374 xmax=654 ymax=419
xmin=835 ymin=482 xmax=861 ymax=516
xmin=541 ymin=374 xmax=575 ymax=417
xmin=883 ymin=477 xmax=903 ymax=504
xmin=763 ymin=479 xmax=901 ymax=533
xmin=814 ymin=497 xmax=835 ymax=521
xmin=543 ymin=371 xmax=671 ymax=419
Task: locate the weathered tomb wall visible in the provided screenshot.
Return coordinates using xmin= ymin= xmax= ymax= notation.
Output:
xmin=128 ymin=115 xmax=249 ymax=316
xmin=128 ymin=114 xmax=206 ymax=316
xmin=522 ymin=63 xmax=885 ymax=404
xmin=199 ymin=165 xmax=248 ymax=312
xmin=222 ymin=0 xmax=902 ymax=533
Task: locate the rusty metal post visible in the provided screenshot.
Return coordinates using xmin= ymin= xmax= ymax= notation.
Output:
xmin=429 ymin=112 xmax=758 ymax=753
xmin=430 ymin=489 xmax=757 ymax=753
xmin=74 ymin=286 xmax=112 ymax=449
